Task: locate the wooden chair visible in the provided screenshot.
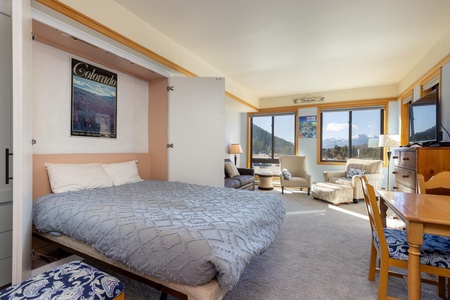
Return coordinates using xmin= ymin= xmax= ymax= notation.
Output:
xmin=360 ymin=176 xmax=450 ymax=300
xmin=417 ymin=171 xmax=450 ymax=195
xmin=417 ymin=171 xmax=450 ymax=295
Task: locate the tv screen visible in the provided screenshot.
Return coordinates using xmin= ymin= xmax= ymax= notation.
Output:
xmin=409 ymin=89 xmax=439 ymax=145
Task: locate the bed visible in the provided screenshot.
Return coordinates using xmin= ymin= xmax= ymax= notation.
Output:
xmin=32 ymin=161 xmax=285 ymax=300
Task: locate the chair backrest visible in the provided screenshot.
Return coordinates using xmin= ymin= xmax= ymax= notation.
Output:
xmin=360 ymin=176 xmax=389 ymax=260
xmin=279 ymin=155 xmax=307 ymax=177
xmin=346 ymin=159 xmax=382 ymax=175
xmin=417 ymin=171 xmax=450 ymax=195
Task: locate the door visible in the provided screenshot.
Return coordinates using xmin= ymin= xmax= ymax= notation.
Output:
xmin=0 ymin=0 xmax=12 ymax=287
xmin=11 ymin=0 xmax=33 ymax=283
xmin=168 ymin=77 xmax=225 ymax=187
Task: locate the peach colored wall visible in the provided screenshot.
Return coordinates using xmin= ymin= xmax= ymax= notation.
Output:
xmin=148 ymin=77 xmax=169 ymax=181
xmin=33 ymin=153 xmax=151 ymax=199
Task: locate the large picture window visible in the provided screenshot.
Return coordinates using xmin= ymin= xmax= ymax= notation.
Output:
xmin=251 ymin=114 xmax=296 ymax=174
xmin=320 ymin=107 xmax=384 ymax=162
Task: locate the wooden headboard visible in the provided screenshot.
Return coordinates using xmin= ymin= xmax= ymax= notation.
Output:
xmin=33 ymin=153 xmax=152 ymax=199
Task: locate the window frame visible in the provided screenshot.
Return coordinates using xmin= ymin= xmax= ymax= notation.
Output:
xmin=249 ymin=111 xmax=298 ymax=168
xmin=317 ymin=100 xmax=390 ymax=165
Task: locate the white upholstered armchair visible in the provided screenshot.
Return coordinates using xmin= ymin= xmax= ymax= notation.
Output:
xmin=279 ymin=155 xmax=312 ymax=195
xmin=323 ymin=158 xmax=383 ymax=202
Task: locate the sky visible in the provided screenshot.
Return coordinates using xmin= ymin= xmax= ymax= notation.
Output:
xmin=253 ymin=115 xmax=295 ymax=143
xmin=74 ymin=76 xmax=116 ymax=97
xmin=322 ymin=109 xmax=381 ymax=139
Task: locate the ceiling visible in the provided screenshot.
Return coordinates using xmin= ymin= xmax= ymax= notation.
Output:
xmin=112 ymin=0 xmax=450 ymax=99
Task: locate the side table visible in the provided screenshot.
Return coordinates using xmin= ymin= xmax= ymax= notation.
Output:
xmin=257 ymin=173 xmax=274 ymax=190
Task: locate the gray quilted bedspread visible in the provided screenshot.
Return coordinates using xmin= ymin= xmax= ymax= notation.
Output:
xmin=33 ymin=180 xmax=285 ymax=289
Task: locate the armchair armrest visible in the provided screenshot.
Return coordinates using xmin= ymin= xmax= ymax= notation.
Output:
xmin=238 ymin=168 xmax=255 ymax=176
xmin=323 ymin=170 xmax=346 ymax=182
xmin=362 ymin=173 xmax=384 ymax=182
xmin=305 ymin=173 xmax=312 ymax=186
xmin=360 ymin=173 xmax=384 ymax=189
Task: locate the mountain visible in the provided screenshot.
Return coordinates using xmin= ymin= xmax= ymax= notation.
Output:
xmin=252 ymin=125 xmax=377 ymax=153
xmin=322 ymin=134 xmax=378 ymax=149
xmin=252 ymin=125 xmax=294 ymax=155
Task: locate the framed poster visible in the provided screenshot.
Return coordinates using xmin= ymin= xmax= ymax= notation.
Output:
xmin=299 ymin=115 xmax=317 ymax=138
xmin=71 ymin=58 xmax=117 ymax=138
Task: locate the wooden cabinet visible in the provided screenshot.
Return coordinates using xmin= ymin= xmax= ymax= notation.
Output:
xmin=393 ymin=147 xmax=450 ymax=193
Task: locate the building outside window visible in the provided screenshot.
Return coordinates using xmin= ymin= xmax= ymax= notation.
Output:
xmin=250 ymin=113 xmax=296 ymax=175
xmin=320 ymin=107 xmax=384 ymax=162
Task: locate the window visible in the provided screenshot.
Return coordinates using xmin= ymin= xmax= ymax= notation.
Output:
xmin=320 ymin=107 xmax=384 ymax=162
xmin=251 ymin=114 xmax=296 ymax=174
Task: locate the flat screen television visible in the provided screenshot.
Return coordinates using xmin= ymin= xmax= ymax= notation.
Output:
xmin=409 ymin=87 xmax=440 ymax=145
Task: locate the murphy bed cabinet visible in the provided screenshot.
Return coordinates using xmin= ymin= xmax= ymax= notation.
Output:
xmin=392 ymin=147 xmax=450 ymax=193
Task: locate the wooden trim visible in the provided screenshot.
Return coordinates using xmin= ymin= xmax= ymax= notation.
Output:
xmin=318 ymin=98 xmax=395 ymax=110
xmin=401 ymin=90 xmax=413 ymax=102
xmin=316 ymin=98 xmax=391 ymax=165
xmin=246 ymin=110 xmax=299 ymax=167
xmin=420 ymin=69 xmax=440 ymax=87
xmin=401 ymin=52 xmax=450 ymax=97
xmin=34 ymin=0 xmax=196 ymax=77
xmin=382 ymin=103 xmax=389 ymax=166
xmin=316 ymin=112 xmax=323 ymax=165
xmin=258 ymin=98 xmax=397 ymax=114
xmin=400 ymin=88 xmax=413 ymax=101
xmin=225 ymin=91 xmax=258 ymax=111
xmin=420 ymin=69 xmax=440 ymax=96
xmin=246 ymin=115 xmax=252 ymax=168
xmin=35 ymin=0 xmax=256 ymax=111
xmin=33 ymin=229 xmax=189 ymax=300
xmin=258 ymin=102 xmax=319 ymax=114
xmin=399 ymin=58 xmax=446 ymax=146
xmin=400 ymin=91 xmax=412 ymax=146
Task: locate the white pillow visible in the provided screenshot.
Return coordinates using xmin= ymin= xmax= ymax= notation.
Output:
xmin=101 ymin=160 xmax=143 ymax=186
xmin=282 ymin=168 xmax=292 ymax=180
xmin=45 ymin=163 xmax=114 ymax=194
xmin=225 ymin=161 xmax=240 ymax=177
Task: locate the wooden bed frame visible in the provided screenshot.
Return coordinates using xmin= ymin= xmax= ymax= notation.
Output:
xmin=32 ymin=154 xmax=228 ymax=300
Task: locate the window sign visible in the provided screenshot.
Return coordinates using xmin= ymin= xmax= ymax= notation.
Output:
xmin=299 ymin=115 xmax=317 ymax=138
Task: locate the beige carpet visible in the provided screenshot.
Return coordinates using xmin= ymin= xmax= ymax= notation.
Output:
xmin=91 ymin=188 xmax=442 ymax=300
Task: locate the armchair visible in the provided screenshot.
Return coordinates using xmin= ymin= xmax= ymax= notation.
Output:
xmin=323 ymin=158 xmax=383 ymax=202
xmin=279 ymin=155 xmax=311 ymax=195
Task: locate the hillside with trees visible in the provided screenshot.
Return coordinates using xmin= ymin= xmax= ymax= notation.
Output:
xmin=252 ymin=125 xmax=294 ymax=157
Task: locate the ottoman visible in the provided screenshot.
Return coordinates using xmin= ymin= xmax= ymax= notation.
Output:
xmin=0 ymin=260 xmax=124 ymax=300
xmin=311 ymin=182 xmax=353 ymax=205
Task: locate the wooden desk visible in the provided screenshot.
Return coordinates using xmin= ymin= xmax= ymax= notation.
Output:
xmin=377 ymin=191 xmax=450 ymax=300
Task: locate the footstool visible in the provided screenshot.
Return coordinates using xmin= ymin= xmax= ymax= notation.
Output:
xmin=257 ymin=172 xmax=274 ymax=190
xmin=0 ymin=260 xmax=124 ymax=300
xmin=311 ymin=182 xmax=353 ymax=205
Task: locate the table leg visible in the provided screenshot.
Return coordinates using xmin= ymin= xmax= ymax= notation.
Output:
xmin=407 ymin=222 xmax=424 ymax=300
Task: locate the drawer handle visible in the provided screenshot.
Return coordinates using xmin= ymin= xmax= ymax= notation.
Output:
xmin=402 ymin=157 xmax=410 ymax=161
xmin=393 ymin=186 xmax=398 ymax=190
xmin=392 ymin=156 xmax=399 ymax=159
xmin=392 ymin=171 xmax=398 ymax=174
xmin=402 ymin=175 xmax=409 ymax=178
